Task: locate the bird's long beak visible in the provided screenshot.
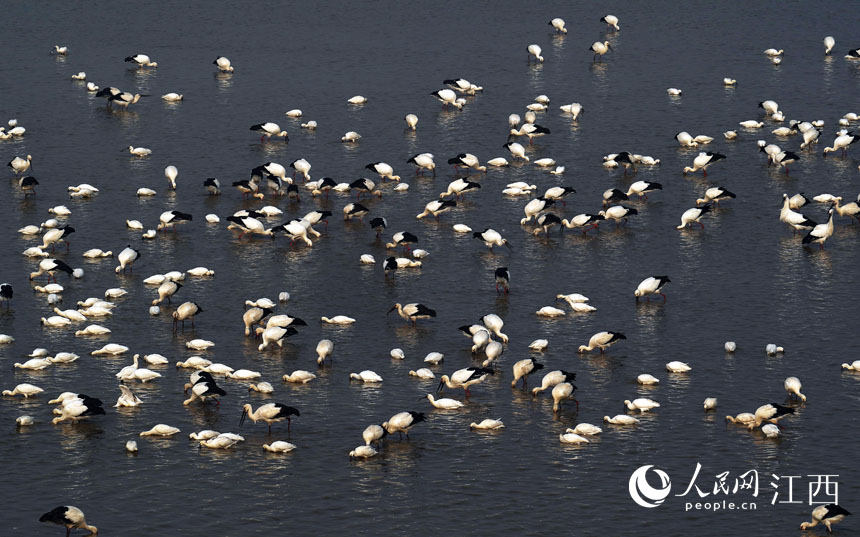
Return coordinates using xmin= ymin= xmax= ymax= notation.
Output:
xmin=608 ymin=44 xmax=614 ymax=52
xmin=386 ymin=306 xmax=396 ymax=314
xmin=239 ymin=410 xmax=246 ymax=426
xmin=504 ymin=242 xmax=513 ymax=250
xmin=436 ymin=380 xmax=444 ymax=392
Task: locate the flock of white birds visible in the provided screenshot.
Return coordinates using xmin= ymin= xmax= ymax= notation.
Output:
xmin=3 ymin=12 xmax=859 ymax=537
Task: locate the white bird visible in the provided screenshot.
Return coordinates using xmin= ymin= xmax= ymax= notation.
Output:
xmin=473 ymin=228 xmax=512 ymax=250
xmin=600 ymin=14 xmax=620 ymax=30
xmin=763 ymin=48 xmax=784 ymax=56
xmin=481 ymin=313 xmax=508 ymax=343
xmin=677 ymin=206 xmax=711 ymax=229
xmin=511 ymin=358 xmax=544 ymax=388
xmin=140 ymin=424 xmax=180 ymax=437
xmin=823 ymin=133 xmax=860 ymax=155
xmin=142 ymin=354 xmax=167 ymax=365
xmin=833 ymin=197 xmax=860 ymax=220
xmin=624 ymin=398 xmax=660 ymax=412
xmin=424 ymin=351 xmax=445 ymax=365
xmin=634 ymin=276 xmax=671 ymax=301
xmin=598 ymin=205 xmax=637 ymax=225
xmin=667 ymin=88 xmax=682 ymax=96
xmin=470 ymin=419 xmax=505 ymax=430
xmin=604 ymin=414 xmax=639 ymax=425
xmin=162 ymin=92 xmax=183 ymax=102
xmin=748 ymin=403 xmax=795 ymax=430
xmin=250 ymin=122 xmax=289 ymax=142
xmin=213 ymin=56 xmax=234 ymax=72
xmin=823 ymin=36 xmax=836 ymax=55
xmin=125 ymin=146 xmax=152 ymax=159
xmin=2 ymin=383 xmax=44 ymax=398
xmin=780 ymin=194 xmax=817 ymax=232
xmin=528 ymin=339 xmax=549 ymax=351
xmin=110 ymin=92 xmax=145 ymax=106
xmin=426 ymin=393 xmax=464 ymax=409
xmin=725 ymin=413 xmax=755 ymax=425
xmin=164 ymin=166 xmax=179 ymax=190
xmin=186 ymin=338 xmax=214 ymax=351
xmin=487 ymin=157 xmax=509 ymax=167
xmin=227 ymin=369 xmax=261 ymax=381
xmin=481 ymin=341 xmax=504 ymax=368
xmin=404 ymin=113 xmax=418 ymax=130
xmin=115 ymin=246 xmax=140 ymax=273
xmin=41 ymin=315 xmax=71 ymax=327
xmin=676 ymin=132 xmax=698 ymax=148
xmin=504 ymin=142 xmax=529 ymax=162
xmin=666 ymin=361 xmax=691 ymax=373
xmin=551 ymin=382 xmax=576 ymax=412
xmin=536 ymin=306 xmax=565 ymax=317
xmin=560 ymin=432 xmax=589 ymax=444
xmin=74 ymin=324 xmax=111 ymax=337
xmin=527 ymin=44 xmax=544 ymax=63
xmin=382 ymin=411 xmax=426 ymax=439
xmin=430 ymin=88 xmax=462 ymax=109
xmin=7 ymin=154 xmax=32 ymax=175
xmin=800 ymin=504 xmax=852 ymax=533
xmin=241 ymin=403 xmax=300 ymax=432
xmin=567 ymin=423 xmax=602 ymax=436
xmin=52 ymin=45 xmax=69 ymax=55
xmin=114 ymin=385 xmax=142 ymax=407
xmin=316 ymin=339 xmax=335 ymax=365
xmin=548 ymin=17 xmax=567 ymax=33
xmin=91 ymin=343 xmax=129 ymax=356
xmin=784 ymin=377 xmax=806 ymax=401
xmin=683 ymin=152 xmax=725 ymax=175
xmin=53 ymin=307 xmax=86 ymax=322
xmin=175 ymin=357 xmax=212 ymax=369
xmin=200 ymin=434 xmax=243 ymax=449
xmin=349 ymin=445 xmax=378 ymax=459
xmin=438 ymin=367 xmax=494 ymax=396
xmin=347 ymin=95 xmax=367 ymax=104
xmin=556 ymin=293 xmax=589 ymax=307
xmin=739 ymin=120 xmax=764 ymax=129
xmin=125 ymin=53 xmax=158 ymax=67
xmin=409 ymin=368 xmax=435 ymax=379
xmin=39 ymin=506 xmax=98 ymax=536
xmin=249 ymin=382 xmax=274 ymax=393
xmin=559 ymin=103 xmax=583 ymax=120
xmin=800 ymin=129 xmax=821 ymax=151
xmin=350 ymin=370 xmax=383 ymax=383
xmin=697 ymin=186 xmax=736 ymax=205
xmin=590 ymin=41 xmax=613 ymax=61
xmin=264 ymin=441 xmax=297 ymax=453
xmin=802 ymin=209 xmax=834 ymax=248
xmin=761 ymin=424 xmax=780 ymax=438
xmin=362 ymin=424 xmax=386 ymax=446
xmin=578 ymin=331 xmax=626 ymax=353
xmin=637 ymin=374 xmax=660 ymax=385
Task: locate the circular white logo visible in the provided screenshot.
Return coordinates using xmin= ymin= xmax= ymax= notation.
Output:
xmin=629 ymin=465 xmax=672 ymax=508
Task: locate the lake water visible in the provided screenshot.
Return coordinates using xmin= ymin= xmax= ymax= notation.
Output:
xmin=2 ymin=2 xmax=859 ymax=535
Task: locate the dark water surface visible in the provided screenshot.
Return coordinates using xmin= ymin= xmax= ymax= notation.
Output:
xmin=2 ymin=2 xmax=860 ymax=535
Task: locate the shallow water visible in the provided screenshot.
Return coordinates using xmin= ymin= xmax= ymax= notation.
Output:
xmin=2 ymin=2 xmax=859 ymax=535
